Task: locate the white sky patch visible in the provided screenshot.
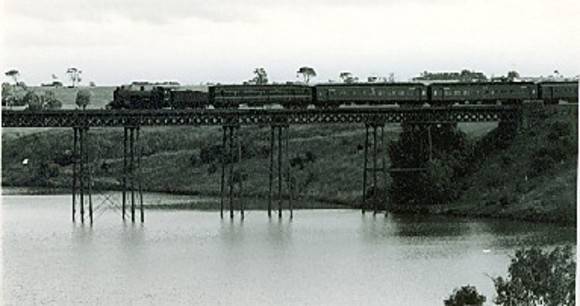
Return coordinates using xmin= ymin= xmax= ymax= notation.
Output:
xmin=1 ymin=0 xmax=579 ymax=85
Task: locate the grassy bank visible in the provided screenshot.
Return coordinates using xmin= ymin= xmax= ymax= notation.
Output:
xmin=2 ymin=123 xmax=401 ymax=207
xmin=391 ymin=106 xmax=578 ymax=224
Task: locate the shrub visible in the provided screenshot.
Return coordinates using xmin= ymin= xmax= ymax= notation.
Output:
xmin=23 ymin=91 xmax=42 ymax=111
xmin=76 ymin=89 xmax=91 ymax=109
xmin=547 ymin=121 xmax=571 ymax=139
xmin=493 ymin=246 xmax=575 ymax=306
xmin=43 ymin=91 xmax=62 ymax=110
xmin=444 ymin=285 xmax=486 ymax=306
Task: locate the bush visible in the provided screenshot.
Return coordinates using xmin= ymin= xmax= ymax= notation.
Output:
xmin=76 ymin=89 xmax=91 ymax=109
xmin=493 ymin=246 xmax=575 ymax=306
xmin=43 ymin=91 xmax=62 ymax=110
xmin=547 ymin=121 xmax=571 ymax=139
xmin=444 ymin=285 xmax=486 ymax=306
xmin=23 ymin=91 xmax=42 ymax=111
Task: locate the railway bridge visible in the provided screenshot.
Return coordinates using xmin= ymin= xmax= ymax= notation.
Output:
xmin=2 ymin=105 xmax=526 ymax=224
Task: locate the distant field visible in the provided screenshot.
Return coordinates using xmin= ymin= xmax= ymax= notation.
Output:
xmin=27 ymin=85 xmax=208 ymax=110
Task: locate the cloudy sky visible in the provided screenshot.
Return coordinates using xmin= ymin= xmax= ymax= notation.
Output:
xmin=1 ymin=0 xmax=579 ymax=85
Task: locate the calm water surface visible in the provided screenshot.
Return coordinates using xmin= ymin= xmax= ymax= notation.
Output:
xmin=1 ymin=193 xmax=575 ymax=305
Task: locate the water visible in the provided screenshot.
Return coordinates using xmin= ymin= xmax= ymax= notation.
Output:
xmin=1 ymin=193 xmax=575 ymax=305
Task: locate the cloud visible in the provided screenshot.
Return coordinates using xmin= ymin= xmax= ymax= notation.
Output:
xmin=4 ymin=0 xmax=399 ymax=24
xmin=2 ymin=0 xmax=579 ymax=85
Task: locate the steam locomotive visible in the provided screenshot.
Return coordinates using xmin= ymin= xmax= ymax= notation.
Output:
xmin=106 ymin=81 xmax=578 ymax=110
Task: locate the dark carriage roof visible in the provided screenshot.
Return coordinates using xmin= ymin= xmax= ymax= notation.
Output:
xmin=537 ymin=81 xmax=579 ymax=85
xmin=429 ymin=81 xmax=536 ymax=86
xmin=314 ymin=82 xmax=426 ymax=87
xmin=210 ymin=84 xmax=311 ymax=89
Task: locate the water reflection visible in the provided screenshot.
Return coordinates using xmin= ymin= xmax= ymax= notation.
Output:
xmin=2 ymin=194 xmax=576 ymax=306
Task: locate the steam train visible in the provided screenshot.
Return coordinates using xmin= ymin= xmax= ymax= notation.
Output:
xmin=106 ymin=81 xmax=578 ymax=110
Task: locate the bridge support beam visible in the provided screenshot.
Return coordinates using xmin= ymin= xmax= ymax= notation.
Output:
xmin=72 ymin=127 xmax=93 ymax=224
xmin=361 ymin=122 xmax=388 ymax=215
xmin=123 ymin=126 xmax=144 ymax=223
xmin=220 ymin=125 xmax=244 ymax=219
xmin=268 ymin=124 xmax=293 ymax=219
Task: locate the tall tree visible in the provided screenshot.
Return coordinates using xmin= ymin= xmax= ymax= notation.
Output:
xmin=296 ymin=66 xmax=316 ymax=84
xmin=66 ymin=67 xmax=82 ymax=87
xmin=250 ymin=68 xmax=268 ymax=85
xmin=5 ymin=69 xmax=20 ymax=84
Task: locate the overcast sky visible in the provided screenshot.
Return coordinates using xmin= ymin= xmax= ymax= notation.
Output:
xmin=1 ymin=0 xmax=579 ymax=85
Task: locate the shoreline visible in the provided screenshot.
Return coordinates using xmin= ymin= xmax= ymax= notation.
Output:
xmin=3 ymin=185 xmax=575 ymax=226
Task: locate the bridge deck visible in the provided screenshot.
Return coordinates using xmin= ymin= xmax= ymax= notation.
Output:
xmin=1 ymin=106 xmax=520 ymax=128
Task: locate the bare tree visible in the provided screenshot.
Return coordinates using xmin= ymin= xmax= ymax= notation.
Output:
xmin=296 ymin=66 xmax=316 ymax=84
xmin=66 ymin=68 xmax=82 ymax=87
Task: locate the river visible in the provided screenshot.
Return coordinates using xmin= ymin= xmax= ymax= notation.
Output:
xmin=1 ymin=192 xmax=575 ymax=305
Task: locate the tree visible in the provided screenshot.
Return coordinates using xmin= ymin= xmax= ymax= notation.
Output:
xmin=66 ymin=67 xmax=82 ymax=87
xmin=493 ymin=246 xmax=575 ymax=306
xmin=339 ymin=71 xmax=352 ymax=83
xmin=75 ymin=89 xmax=91 ymax=109
xmin=42 ymin=91 xmax=62 ymax=110
xmin=296 ymin=66 xmax=316 ymax=84
xmin=387 ymin=73 xmax=396 ymax=83
xmin=444 ymin=285 xmax=486 ymax=306
xmin=507 ymin=71 xmax=520 ymax=81
xmin=23 ymin=91 xmax=43 ymax=111
xmin=250 ymin=68 xmax=268 ymax=85
xmin=5 ymin=69 xmax=20 ymax=84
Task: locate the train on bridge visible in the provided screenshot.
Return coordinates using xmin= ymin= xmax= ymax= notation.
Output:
xmin=107 ymin=81 xmax=578 ymax=110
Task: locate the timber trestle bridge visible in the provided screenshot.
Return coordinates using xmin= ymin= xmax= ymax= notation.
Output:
xmin=2 ymin=106 xmax=523 ymax=224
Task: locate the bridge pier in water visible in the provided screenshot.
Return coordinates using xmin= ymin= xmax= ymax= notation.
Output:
xmin=361 ymin=121 xmax=388 ymax=215
xmin=71 ymin=127 xmax=93 ymax=224
xmin=268 ymin=124 xmax=293 ymax=219
xmin=220 ymin=125 xmax=245 ymax=219
xmin=122 ymin=126 xmax=144 ymax=223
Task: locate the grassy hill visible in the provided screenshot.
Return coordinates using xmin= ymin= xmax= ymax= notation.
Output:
xmin=446 ymin=106 xmax=577 ymax=224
